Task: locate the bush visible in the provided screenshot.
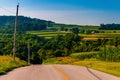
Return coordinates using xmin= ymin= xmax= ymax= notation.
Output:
xmin=31 ymin=53 xmax=43 ymax=64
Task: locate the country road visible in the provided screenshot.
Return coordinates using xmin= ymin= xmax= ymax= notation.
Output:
xmin=0 ymin=65 xmax=120 ymax=80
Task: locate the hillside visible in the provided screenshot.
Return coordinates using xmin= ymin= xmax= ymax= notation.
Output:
xmin=0 ymin=16 xmax=99 ymax=33
xmin=0 ymin=16 xmax=55 ymax=33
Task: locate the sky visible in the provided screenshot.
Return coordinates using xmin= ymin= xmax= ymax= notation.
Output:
xmin=0 ymin=0 xmax=120 ymax=25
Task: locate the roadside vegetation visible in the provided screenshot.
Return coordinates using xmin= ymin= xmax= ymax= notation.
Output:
xmin=0 ymin=56 xmax=27 ymax=75
xmin=43 ymin=57 xmax=120 ymax=77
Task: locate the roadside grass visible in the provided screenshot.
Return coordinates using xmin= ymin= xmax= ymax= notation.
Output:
xmin=43 ymin=57 xmax=120 ymax=77
xmin=73 ymin=59 xmax=120 ymax=77
xmin=43 ymin=57 xmax=79 ymax=64
xmin=0 ymin=56 xmax=27 ymax=75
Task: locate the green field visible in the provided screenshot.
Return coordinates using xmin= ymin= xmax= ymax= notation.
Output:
xmin=27 ymin=31 xmax=70 ymax=38
xmin=80 ymin=33 xmax=120 ymax=40
xmin=27 ymin=31 xmax=120 ymax=40
xmin=99 ymin=30 xmax=120 ymax=33
xmin=78 ymin=26 xmax=99 ymax=30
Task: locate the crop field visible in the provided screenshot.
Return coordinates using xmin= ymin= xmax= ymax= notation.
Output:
xmin=53 ymin=24 xmax=99 ymax=30
xmin=78 ymin=26 xmax=99 ymax=30
xmin=80 ymin=33 xmax=120 ymax=40
xmin=27 ymin=31 xmax=70 ymax=38
xmin=27 ymin=31 xmax=120 ymax=40
xmin=99 ymin=30 xmax=120 ymax=33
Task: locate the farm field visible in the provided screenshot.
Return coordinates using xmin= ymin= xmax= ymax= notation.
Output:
xmin=99 ymin=30 xmax=120 ymax=33
xmin=27 ymin=30 xmax=120 ymax=40
xmin=80 ymin=33 xmax=120 ymax=40
xmin=54 ymin=25 xmax=99 ymax=30
xmin=27 ymin=31 xmax=70 ymax=38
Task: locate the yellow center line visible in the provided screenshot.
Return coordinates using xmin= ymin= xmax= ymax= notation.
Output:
xmin=53 ymin=65 xmax=70 ymax=80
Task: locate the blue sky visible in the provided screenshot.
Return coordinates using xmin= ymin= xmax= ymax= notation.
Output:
xmin=0 ymin=0 xmax=120 ymax=25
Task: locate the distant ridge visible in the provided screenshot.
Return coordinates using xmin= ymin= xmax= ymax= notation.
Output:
xmin=0 ymin=16 xmax=55 ymax=32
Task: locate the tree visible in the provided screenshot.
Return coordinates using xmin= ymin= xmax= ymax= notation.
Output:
xmin=31 ymin=52 xmax=42 ymax=64
xmin=99 ymin=23 xmax=120 ymax=30
xmin=71 ymin=28 xmax=79 ymax=35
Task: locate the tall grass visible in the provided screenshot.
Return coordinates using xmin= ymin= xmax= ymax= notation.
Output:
xmin=73 ymin=59 xmax=120 ymax=77
xmin=0 ymin=56 xmax=27 ymax=75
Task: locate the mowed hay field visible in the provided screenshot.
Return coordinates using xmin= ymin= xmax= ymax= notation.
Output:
xmin=0 ymin=56 xmax=27 ymax=75
xmin=80 ymin=33 xmax=120 ymax=40
xmin=27 ymin=31 xmax=120 ymax=40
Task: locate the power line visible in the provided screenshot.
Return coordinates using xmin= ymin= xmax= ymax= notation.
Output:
xmin=0 ymin=6 xmax=15 ymax=14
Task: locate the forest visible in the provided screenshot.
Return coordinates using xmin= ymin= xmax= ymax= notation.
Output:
xmin=0 ymin=16 xmax=53 ymax=33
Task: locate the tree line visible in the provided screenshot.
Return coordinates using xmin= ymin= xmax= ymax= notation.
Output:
xmin=100 ymin=23 xmax=120 ymax=30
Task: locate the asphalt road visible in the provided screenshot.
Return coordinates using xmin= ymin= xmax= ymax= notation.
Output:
xmin=0 ymin=65 xmax=119 ymax=80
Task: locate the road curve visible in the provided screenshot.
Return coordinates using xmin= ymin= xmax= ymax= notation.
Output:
xmin=0 ymin=65 xmax=119 ymax=80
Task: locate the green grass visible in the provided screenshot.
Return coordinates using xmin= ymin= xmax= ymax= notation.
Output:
xmin=0 ymin=56 xmax=27 ymax=75
xmin=44 ymin=57 xmax=120 ymax=77
xmin=73 ymin=59 xmax=120 ymax=77
xmin=78 ymin=26 xmax=99 ymax=30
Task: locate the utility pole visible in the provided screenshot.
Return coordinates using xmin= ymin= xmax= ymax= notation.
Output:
xmin=28 ymin=42 xmax=30 ymax=64
xmin=13 ymin=3 xmax=19 ymax=61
